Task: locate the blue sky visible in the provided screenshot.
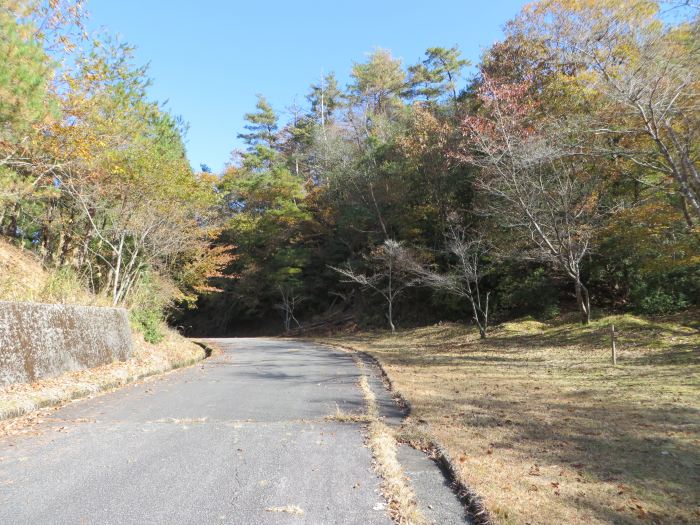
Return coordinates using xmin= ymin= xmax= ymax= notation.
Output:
xmin=87 ymin=1 xmax=529 ymax=172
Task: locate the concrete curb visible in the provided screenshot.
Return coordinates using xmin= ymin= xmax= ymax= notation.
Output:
xmin=318 ymin=341 xmax=493 ymax=525
xmin=190 ymin=339 xmax=220 ymax=358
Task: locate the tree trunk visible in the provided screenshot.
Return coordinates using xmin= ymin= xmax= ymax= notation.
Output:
xmin=575 ymin=279 xmax=591 ymax=325
xmin=4 ymin=203 xmax=19 ymax=236
xmin=469 ymin=300 xmax=487 ymax=339
xmin=468 ymin=289 xmax=490 ymax=339
xmin=387 ymin=300 xmax=395 ymax=334
xmin=112 ymin=233 xmax=125 ymax=306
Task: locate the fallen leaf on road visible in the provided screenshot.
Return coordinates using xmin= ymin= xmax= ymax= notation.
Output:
xmin=265 ymin=505 xmax=304 ymax=516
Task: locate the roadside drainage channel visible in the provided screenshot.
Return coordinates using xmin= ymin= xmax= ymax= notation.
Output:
xmin=190 ymin=339 xmax=220 ymax=358
xmin=356 ymin=353 xmax=470 ymax=525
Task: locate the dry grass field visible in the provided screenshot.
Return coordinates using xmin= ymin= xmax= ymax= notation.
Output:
xmin=323 ymin=312 xmax=699 ymax=524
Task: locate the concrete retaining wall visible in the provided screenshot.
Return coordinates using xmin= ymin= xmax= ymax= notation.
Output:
xmin=0 ymin=301 xmax=133 ymax=386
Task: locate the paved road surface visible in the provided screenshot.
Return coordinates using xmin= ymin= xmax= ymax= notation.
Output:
xmin=0 ymin=339 xmax=394 ymax=525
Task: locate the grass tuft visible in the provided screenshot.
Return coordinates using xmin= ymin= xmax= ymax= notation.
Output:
xmin=325 ymin=404 xmax=373 ymax=423
xmin=352 ymin=356 xmax=427 ymax=525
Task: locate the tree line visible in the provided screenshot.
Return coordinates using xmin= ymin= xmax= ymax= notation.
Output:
xmin=186 ymin=0 xmax=698 ymax=335
xmin=1 ymin=1 xmax=221 ymax=339
xmin=2 ymin=1 xmax=697 ymax=338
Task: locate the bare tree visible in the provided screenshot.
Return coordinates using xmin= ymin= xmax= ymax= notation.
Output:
xmin=420 ymin=224 xmax=492 ymax=338
xmin=458 ymin=76 xmax=607 ymax=324
xmin=331 ymin=239 xmax=420 ymax=333
xmin=274 ymin=285 xmax=303 ymax=333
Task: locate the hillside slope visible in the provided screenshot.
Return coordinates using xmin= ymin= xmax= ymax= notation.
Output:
xmin=0 ymin=240 xmax=98 ymax=305
xmin=0 ymin=240 xmax=50 ymax=301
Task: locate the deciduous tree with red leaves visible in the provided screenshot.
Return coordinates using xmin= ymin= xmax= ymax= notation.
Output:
xmin=455 ymin=74 xmax=609 ymax=324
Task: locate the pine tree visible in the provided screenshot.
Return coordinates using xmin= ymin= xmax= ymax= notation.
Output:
xmin=406 ymin=46 xmax=469 ymax=103
xmin=307 ymin=72 xmax=342 ymax=126
xmin=349 ymin=49 xmax=406 ymax=114
xmin=237 ymin=94 xmax=278 ymax=149
xmin=0 ymin=11 xmax=54 ymax=137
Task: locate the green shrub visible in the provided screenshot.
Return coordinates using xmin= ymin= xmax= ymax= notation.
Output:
xmin=628 ymin=266 xmax=698 ymax=315
xmin=128 ymin=271 xmax=174 ymax=344
xmin=634 ymin=289 xmax=690 ymax=315
xmin=540 ymin=303 xmax=561 ymax=320
xmin=130 ymin=304 xmax=165 ymax=343
xmin=497 ymin=267 xmax=561 ymax=320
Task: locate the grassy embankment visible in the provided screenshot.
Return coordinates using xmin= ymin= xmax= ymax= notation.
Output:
xmin=322 ymin=312 xmax=699 ymax=525
xmin=0 ymin=240 xmax=206 ymax=424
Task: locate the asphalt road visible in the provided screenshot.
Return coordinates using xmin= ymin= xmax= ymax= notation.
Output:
xmin=0 ymin=339 xmax=394 ymax=525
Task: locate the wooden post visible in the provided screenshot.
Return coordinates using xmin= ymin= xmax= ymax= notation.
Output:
xmin=611 ymin=324 xmax=617 ymax=365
